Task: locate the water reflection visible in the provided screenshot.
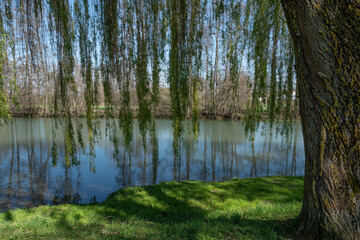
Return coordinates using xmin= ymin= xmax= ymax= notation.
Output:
xmin=0 ymin=118 xmax=304 ymax=211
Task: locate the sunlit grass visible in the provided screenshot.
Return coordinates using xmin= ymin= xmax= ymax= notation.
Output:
xmin=0 ymin=176 xmax=303 ymax=239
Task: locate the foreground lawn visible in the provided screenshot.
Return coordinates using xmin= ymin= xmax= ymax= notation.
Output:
xmin=0 ymin=176 xmax=304 ymax=240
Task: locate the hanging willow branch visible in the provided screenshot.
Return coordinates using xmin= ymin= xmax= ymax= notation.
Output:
xmin=243 ymin=0 xmax=295 ymax=139
xmin=118 ymin=0 xmax=134 ymax=151
xmin=169 ymin=0 xmax=189 ymax=154
xmin=135 ymin=0 xmax=151 ymax=151
xmin=150 ymin=0 xmax=160 ymax=114
xmin=75 ymin=0 xmax=93 ymax=124
xmin=100 ymin=0 xmax=119 ymax=115
xmin=48 ymin=0 xmax=77 ymax=166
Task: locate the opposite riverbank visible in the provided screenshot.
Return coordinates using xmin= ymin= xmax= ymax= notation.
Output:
xmin=0 ymin=176 xmax=304 ymax=239
xmin=9 ymin=105 xmax=300 ymax=121
xmin=10 ymin=107 xmax=247 ymax=120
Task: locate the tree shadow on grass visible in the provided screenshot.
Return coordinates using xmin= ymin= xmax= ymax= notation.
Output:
xmin=46 ymin=207 xmax=296 ymax=239
xmin=4 ymin=210 xmax=13 ymax=221
xmin=41 ymin=176 xmax=301 ymax=239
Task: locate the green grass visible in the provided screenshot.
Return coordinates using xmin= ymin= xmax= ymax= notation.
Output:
xmin=0 ymin=176 xmax=304 ymax=240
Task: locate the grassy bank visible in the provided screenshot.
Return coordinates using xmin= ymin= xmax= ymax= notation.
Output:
xmin=0 ymin=176 xmax=304 ymax=240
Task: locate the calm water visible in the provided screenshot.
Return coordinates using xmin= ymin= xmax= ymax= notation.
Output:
xmin=0 ymin=118 xmax=304 ymax=211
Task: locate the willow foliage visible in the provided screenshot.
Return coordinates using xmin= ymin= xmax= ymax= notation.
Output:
xmin=48 ymin=0 xmax=78 ymax=167
xmin=0 ymin=0 xmax=298 ymax=159
xmin=48 ymin=0 xmax=75 ymax=113
xmin=135 ymin=0 xmax=151 ymax=151
xmin=168 ymin=0 xmax=189 ymax=153
xmin=118 ymin=0 xmax=134 ymax=150
xmin=243 ymin=0 xmax=296 ymax=138
xmin=100 ymin=0 xmax=119 ymax=112
xmin=74 ymin=0 xmax=93 ymax=123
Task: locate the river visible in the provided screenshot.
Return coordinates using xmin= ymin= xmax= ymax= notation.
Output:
xmin=0 ymin=118 xmax=304 ymax=211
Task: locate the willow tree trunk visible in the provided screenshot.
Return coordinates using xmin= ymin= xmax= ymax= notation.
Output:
xmin=281 ymin=1 xmax=360 ymax=239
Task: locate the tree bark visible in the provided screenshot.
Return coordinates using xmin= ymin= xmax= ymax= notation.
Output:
xmin=281 ymin=1 xmax=360 ymax=239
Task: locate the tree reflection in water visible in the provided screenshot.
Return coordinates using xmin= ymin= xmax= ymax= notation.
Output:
xmin=0 ymin=119 xmax=304 ymax=211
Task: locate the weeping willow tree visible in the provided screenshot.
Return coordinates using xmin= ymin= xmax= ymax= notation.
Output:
xmin=282 ymin=1 xmax=360 ymax=239
xmin=2 ymin=0 xmax=359 ymax=238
